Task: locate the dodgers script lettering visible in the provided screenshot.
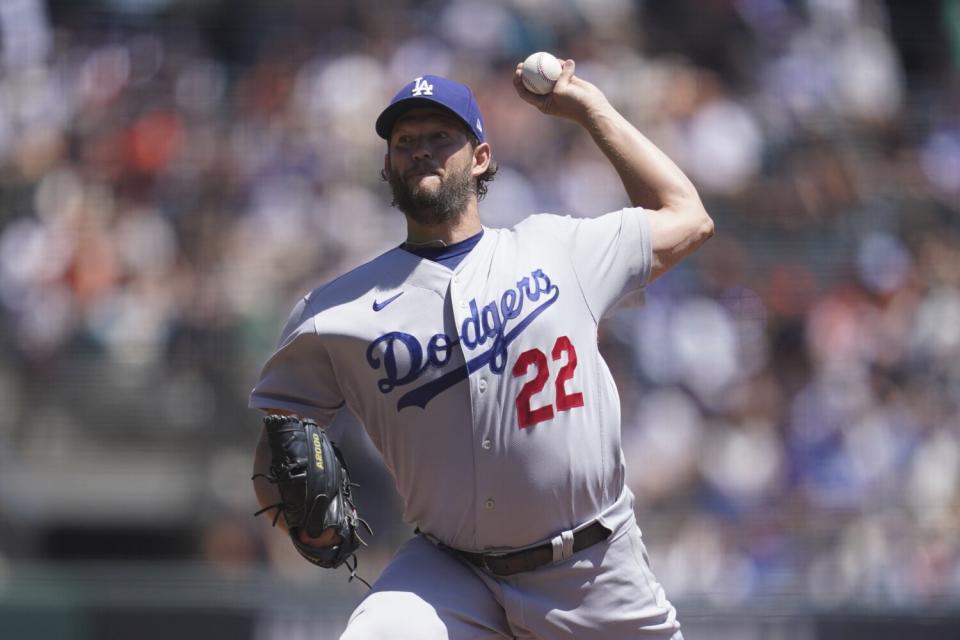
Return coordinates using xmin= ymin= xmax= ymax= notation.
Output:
xmin=365 ymin=269 xmax=559 ymax=410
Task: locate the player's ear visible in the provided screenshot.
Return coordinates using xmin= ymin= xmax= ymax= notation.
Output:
xmin=383 ymin=152 xmax=391 ymax=180
xmin=471 ymin=142 xmax=491 ymax=177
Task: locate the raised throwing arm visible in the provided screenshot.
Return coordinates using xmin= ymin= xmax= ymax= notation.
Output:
xmin=514 ymin=58 xmax=714 ymax=281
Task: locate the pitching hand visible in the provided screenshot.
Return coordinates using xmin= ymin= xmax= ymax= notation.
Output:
xmin=513 ymin=59 xmax=609 ymax=125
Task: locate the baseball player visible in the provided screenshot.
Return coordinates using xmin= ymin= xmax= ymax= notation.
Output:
xmin=251 ymin=59 xmax=713 ymax=639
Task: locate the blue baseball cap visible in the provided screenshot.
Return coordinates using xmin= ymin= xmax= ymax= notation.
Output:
xmin=376 ymin=75 xmax=486 ymax=143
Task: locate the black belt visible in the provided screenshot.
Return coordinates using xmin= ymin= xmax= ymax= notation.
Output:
xmin=453 ymin=521 xmax=611 ymax=576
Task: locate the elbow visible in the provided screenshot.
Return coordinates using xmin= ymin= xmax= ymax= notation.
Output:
xmin=672 ymin=188 xmax=714 ymax=245
xmin=648 ymin=202 xmax=715 ymax=282
xmin=698 ymin=207 xmax=715 ymax=243
xmin=685 ymin=183 xmax=714 ymax=242
xmin=682 ymin=195 xmax=714 ymax=247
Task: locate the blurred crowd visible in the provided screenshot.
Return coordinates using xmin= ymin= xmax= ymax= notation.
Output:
xmin=1 ymin=0 xmax=959 ymax=611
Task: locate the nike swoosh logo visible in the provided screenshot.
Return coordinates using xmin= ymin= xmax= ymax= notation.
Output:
xmin=372 ymin=292 xmax=404 ymax=312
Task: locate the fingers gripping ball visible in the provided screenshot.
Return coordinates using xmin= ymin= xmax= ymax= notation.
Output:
xmin=521 ymin=51 xmax=562 ymax=95
xmin=253 ymin=415 xmax=372 ymax=578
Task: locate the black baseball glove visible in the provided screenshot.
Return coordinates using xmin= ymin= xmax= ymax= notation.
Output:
xmin=253 ymin=415 xmax=371 ymax=581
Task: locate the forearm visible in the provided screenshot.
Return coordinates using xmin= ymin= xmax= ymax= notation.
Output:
xmin=579 ymin=101 xmax=698 ymax=211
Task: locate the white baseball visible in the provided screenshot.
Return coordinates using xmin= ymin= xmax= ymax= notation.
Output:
xmin=521 ymin=52 xmax=562 ymax=95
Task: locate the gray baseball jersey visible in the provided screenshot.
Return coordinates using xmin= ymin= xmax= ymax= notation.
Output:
xmin=250 ymin=209 xmax=652 ymax=552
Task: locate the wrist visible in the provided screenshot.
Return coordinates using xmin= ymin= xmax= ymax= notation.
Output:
xmin=576 ymin=98 xmax=620 ymax=137
xmin=576 ymin=97 xmax=615 ymax=128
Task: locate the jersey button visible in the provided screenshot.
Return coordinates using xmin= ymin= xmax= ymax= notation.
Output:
xmin=485 ymin=499 xmax=495 ymax=509
xmin=482 ymin=439 xmax=492 ymax=450
xmin=478 ymin=379 xmax=487 ymax=392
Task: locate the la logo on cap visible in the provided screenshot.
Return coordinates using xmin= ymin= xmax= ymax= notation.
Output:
xmin=411 ymin=77 xmax=433 ymax=97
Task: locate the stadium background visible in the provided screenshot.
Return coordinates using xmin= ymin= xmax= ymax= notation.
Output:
xmin=0 ymin=0 xmax=958 ymax=638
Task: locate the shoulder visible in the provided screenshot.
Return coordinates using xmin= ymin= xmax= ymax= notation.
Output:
xmin=497 ymin=213 xmax=580 ymax=241
xmin=283 ymin=246 xmax=407 ymax=335
xmin=513 ymin=212 xmax=575 ymax=231
xmin=478 ymin=215 xmax=585 ymax=257
xmin=514 ymin=208 xmax=647 ymax=236
xmin=305 ymin=247 xmax=405 ymax=307
xmin=499 ymin=212 xmax=619 ymax=251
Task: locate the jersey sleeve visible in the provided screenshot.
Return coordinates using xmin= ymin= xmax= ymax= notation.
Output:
xmin=248 ymin=296 xmax=344 ymax=427
xmin=554 ymin=207 xmax=652 ymax=321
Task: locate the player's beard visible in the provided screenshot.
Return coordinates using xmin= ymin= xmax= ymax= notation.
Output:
xmin=388 ymin=161 xmax=474 ymax=226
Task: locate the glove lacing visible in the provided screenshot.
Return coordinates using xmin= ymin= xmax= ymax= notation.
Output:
xmin=252 ymin=471 xmax=374 ymax=589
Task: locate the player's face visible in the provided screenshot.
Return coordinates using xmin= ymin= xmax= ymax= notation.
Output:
xmin=385 ymin=109 xmax=478 ymax=225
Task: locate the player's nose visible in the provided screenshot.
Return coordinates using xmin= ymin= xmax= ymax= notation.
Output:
xmin=410 ymin=137 xmax=432 ymax=160
xmin=411 ymin=148 xmax=432 ymax=161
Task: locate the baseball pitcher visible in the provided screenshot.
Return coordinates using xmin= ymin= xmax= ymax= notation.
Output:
xmin=250 ymin=58 xmax=713 ymax=639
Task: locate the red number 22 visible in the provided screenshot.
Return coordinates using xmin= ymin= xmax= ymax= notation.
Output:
xmin=512 ymin=336 xmax=585 ymax=428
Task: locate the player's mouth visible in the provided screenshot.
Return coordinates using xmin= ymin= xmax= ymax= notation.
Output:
xmin=406 ymin=165 xmax=440 ymax=181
